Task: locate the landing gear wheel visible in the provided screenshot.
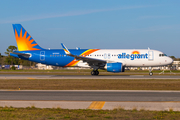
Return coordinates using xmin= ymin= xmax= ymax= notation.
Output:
xmin=91 ymin=71 xmax=95 ymax=75
xmin=95 ymin=71 xmax=99 ymax=75
xmin=149 ymin=67 xmax=153 ymax=76
xmin=149 ymin=72 xmax=153 ymax=76
xmin=91 ymin=70 xmax=99 ymax=75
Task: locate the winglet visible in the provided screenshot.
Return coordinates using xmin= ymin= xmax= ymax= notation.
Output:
xmin=61 ymin=43 xmax=71 ymax=55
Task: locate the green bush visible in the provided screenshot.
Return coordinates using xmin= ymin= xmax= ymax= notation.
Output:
xmin=11 ymin=66 xmax=16 ymax=70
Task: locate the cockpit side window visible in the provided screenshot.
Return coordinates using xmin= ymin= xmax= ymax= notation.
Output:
xmin=159 ymin=53 xmax=167 ymax=57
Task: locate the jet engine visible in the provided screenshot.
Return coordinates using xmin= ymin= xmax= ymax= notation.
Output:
xmin=105 ymin=63 xmax=125 ymax=73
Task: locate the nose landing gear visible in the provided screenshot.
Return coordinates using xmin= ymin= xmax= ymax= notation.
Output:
xmin=149 ymin=67 xmax=153 ymax=76
xmin=91 ymin=70 xmax=99 ymax=75
xmin=149 ymin=72 xmax=153 ymax=76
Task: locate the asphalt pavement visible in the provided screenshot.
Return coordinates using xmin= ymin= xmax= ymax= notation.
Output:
xmin=1 ymin=90 xmax=180 ymax=101
xmin=0 ymin=74 xmax=180 ymax=79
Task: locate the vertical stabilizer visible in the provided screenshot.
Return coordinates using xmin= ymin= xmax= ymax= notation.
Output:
xmin=12 ymin=24 xmax=43 ymax=51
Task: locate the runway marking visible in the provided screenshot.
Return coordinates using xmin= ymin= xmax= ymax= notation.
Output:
xmin=88 ymin=101 xmax=105 ymax=109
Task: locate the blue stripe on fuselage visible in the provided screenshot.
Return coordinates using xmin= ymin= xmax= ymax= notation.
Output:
xmin=11 ymin=49 xmax=89 ymax=66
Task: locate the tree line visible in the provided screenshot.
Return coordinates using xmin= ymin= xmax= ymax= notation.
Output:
xmin=0 ymin=45 xmax=36 ymax=66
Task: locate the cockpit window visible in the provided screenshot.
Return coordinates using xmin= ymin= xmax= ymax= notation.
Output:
xmin=159 ymin=54 xmax=167 ymax=57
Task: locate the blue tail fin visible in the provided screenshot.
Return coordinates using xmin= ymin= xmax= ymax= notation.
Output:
xmin=13 ymin=24 xmax=43 ymax=51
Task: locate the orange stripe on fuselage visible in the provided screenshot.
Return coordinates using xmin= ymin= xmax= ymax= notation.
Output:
xmin=65 ymin=60 xmax=79 ymax=67
xmin=80 ymin=49 xmax=99 ymax=56
xmin=64 ymin=49 xmax=99 ymax=67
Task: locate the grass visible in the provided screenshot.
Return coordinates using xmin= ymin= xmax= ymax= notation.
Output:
xmin=0 ymin=107 xmax=180 ymax=120
xmin=1 ymin=79 xmax=180 ymax=90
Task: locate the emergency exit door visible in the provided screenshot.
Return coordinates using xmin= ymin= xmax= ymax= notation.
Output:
xmin=40 ymin=51 xmax=45 ymax=61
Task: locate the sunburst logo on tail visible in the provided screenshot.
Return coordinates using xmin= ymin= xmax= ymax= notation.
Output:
xmin=15 ymin=28 xmax=40 ymax=51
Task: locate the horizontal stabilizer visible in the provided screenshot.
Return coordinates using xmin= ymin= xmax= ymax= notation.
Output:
xmin=10 ymin=52 xmax=31 ymax=58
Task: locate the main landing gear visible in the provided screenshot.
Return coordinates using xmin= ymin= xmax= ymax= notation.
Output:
xmin=149 ymin=67 xmax=153 ymax=76
xmin=91 ymin=70 xmax=99 ymax=75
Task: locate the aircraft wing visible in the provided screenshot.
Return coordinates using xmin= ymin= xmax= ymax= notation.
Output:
xmin=61 ymin=43 xmax=106 ymax=69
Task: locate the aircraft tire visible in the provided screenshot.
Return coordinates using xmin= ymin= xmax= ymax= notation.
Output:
xmin=95 ymin=71 xmax=99 ymax=75
xmin=91 ymin=70 xmax=99 ymax=75
xmin=149 ymin=72 xmax=153 ymax=76
xmin=91 ymin=71 xmax=95 ymax=75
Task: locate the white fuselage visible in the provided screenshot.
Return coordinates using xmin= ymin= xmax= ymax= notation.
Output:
xmin=76 ymin=49 xmax=173 ymax=68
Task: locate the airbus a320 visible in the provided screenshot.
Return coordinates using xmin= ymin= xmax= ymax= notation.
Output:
xmin=10 ymin=24 xmax=173 ymax=76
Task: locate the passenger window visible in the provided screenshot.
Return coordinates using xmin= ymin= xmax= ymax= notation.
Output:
xmin=159 ymin=54 xmax=161 ymax=57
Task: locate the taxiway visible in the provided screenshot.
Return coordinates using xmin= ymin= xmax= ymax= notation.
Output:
xmin=0 ymin=75 xmax=179 ymax=79
xmin=1 ymin=90 xmax=180 ymax=101
xmin=1 ymin=90 xmax=180 ymax=110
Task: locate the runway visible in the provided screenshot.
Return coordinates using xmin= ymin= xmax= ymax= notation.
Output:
xmin=0 ymin=74 xmax=180 ymax=79
xmin=1 ymin=90 xmax=180 ymax=110
xmin=1 ymin=90 xmax=180 ymax=101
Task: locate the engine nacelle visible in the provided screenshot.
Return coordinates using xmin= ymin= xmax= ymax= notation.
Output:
xmin=105 ymin=63 xmax=125 ymax=73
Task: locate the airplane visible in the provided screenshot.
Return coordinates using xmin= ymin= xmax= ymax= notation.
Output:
xmin=10 ymin=24 xmax=173 ymax=76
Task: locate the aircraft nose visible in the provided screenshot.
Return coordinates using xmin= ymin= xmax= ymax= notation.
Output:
xmin=168 ymin=57 xmax=173 ymax=64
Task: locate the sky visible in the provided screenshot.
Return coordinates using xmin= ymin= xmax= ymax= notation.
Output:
xmin=0 ymin=0 xmax=180 ymax=57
